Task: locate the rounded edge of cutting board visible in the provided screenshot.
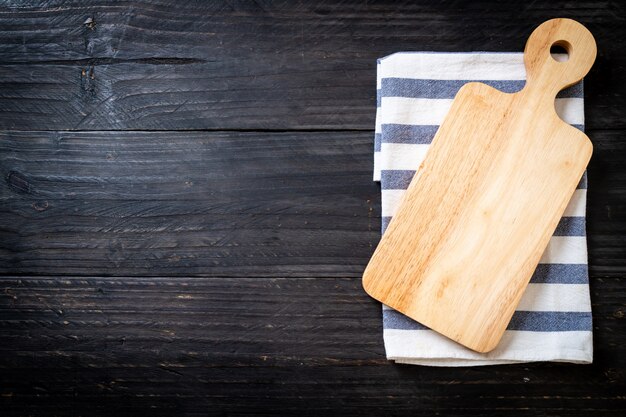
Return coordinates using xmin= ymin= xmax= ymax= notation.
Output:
xmin=524 ymin=18 xmax=597 ymax=94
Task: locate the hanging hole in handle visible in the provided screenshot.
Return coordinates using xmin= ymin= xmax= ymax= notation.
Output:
xmin=550 ymin=40 xmax=571 ymax=62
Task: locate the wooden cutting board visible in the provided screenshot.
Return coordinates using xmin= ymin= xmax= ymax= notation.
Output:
xmin=362 ymin=18 xmax=596 ymax=353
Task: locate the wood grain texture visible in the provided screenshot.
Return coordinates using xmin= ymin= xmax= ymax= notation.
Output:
xmin=0 ymin=276 xmax=624 ymax=416
xmin=364 ymin=19 xmax=596 ymax=352
xmin=0 ymin=130 xmax=379 ymax=277
xmin=0 ymin=0 xmax=625 ymax=415
xmin=0 ymin=129 xmax=623 ymax=279
xmin=1 ymin=129 xmax=621 ymax=280
xmin=0 ymin=0 xmax=624 ymax=130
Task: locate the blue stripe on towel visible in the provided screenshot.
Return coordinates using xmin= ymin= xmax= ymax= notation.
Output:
xmin=508 ymin=311 xmax=592 ymax=331
xmin=383 ymin=309 xmax=592 ymax=332
xmin=381 ymin=215 xmax=584 ymax=236
xmin=380 ymin=170 xmax=416 ymax=189
xmin=579 ymin=172 xmax=587 ymax=189
xmin=380 ymin=124 xmax=439 ymax=144
xmin=530 ymin=264 xmax=588 ymax=284
xmin=370 ymin=252 xmax=587 ymax=285
xmin=380 ymin=78 xmax=583 ymax=99
xmin=553 ymin=217 xmax=586 ymax=236
xmin=380 ymin=124 xmax=584 ymax=144
xmin=374 ymin=133 xmax=382 ymax=151
xmin=381 ymin=170 xmax=588 ymax=190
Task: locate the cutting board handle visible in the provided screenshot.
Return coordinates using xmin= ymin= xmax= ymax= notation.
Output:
xmin=524 ymin=18 xmax=596 ymax=96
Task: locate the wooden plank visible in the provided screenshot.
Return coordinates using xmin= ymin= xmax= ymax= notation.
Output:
xmin=0 ymin=130 xmax=380 ymax=277
xmin=0 ymin=277 xmax=385 ymax=360
xmin=0 ymin=60 xmax=620 ymax=131
xmin=0 ymin=276 xmax=624 ymax=416
xmin=1 ymin=1 xmax=624 ymax=62
xmin=587 ymin=130 xmax=626 ymax=278
xmin=0 ymin=0 xmax=624 ymax=130
xmin=1 ymin=129 xmax=625 ymax=278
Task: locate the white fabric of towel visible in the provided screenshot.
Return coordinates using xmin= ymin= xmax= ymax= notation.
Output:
xmin=374 ymin=52 xmax=593 ymax=366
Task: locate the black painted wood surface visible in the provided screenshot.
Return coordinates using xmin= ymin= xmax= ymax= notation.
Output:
xmin=0 ymin=1 xmax=625 ymax=416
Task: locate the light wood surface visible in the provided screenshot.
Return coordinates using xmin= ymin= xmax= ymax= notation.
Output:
xmin=363 ymin=18 xmax=597 ymax=353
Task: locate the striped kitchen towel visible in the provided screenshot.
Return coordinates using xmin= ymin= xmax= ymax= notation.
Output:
xmin=374 ymin=52 xmax=593 ymax=366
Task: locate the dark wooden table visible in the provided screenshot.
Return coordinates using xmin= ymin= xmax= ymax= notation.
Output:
xmin=1 ymin=1 xmax=624 ymax=415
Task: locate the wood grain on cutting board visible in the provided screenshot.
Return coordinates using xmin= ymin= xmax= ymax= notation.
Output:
xmin=363 ymin=18 xmax=597 ymax=353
